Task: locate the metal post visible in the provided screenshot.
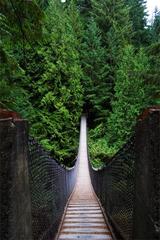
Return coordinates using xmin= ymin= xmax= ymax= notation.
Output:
xmin=0 ymin=119 xmax=32 ymax=240
xmin=133 ymin=108 xmax=160 ymax=240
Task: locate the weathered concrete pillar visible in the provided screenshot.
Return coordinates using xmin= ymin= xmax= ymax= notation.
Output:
xmin=133 ymin=108 xmax=160 ymax=240
xmin=0 ymin=118 xmax=32 ymax=240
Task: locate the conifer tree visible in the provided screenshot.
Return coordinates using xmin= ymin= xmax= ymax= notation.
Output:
xmin=152 ymin=9 xmax=160 ymax=41
xmin=0 ymin=0 xmax=43 ymax=111
xmin=1 ymin=0 xmax=158 ymax=165
xmin=22 ymin=0 xmax=83 ymax=162
xmin=36 ymin=0 xmax=49 ymax=9
xmin=125 ymin=0 xmax=149 ymax=46
xmin=85 ymin=0 xmax=131 ymax=119
xmin=77 ymin=0 xmax=92 ymax=19
xmin=81 ymin=18 xmax=110 ymax=123
xmin=144 ymin=9 xmax=160 ymax=105
xmin=107 ymin=45 xmax=150 ymax=147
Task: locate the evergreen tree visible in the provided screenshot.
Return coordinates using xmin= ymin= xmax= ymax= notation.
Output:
xmin=77 ymin=0 xmax=92 ymax=19
xmin=36 ymin=0 xmax=49 ymax=9
xmin=81 ymin=18 xmax=110 ymax=123
xmin=0 ymin=0 xmax=43 ymax=112
xmin=152 ymin=9 xmax=160 ymax=41
xmin=0 ymin=0 xmax=43 ymax=42
xmin=66 ymin=0 xmax=84 ymax=44
xmin=91 ymin=0 xmax=131 ymax=47
xmin=90 ymin=0 xmax=131 ymax=112
xmin=125 ymin=0 xmax=150 ymax=46
xmin=145 ymin=9 xmax=160 ymax=105
xmin=22 ymin=0 xmax=84 ymax=163
xmin=82 ymin=0 xmax=130 ymax=122
xmin=0 ymin=0 xmax=84 ymax=163
xmin=107 ymin=45 xmax=150 ymax=148
xmin=146 ymin=42 xmax=160 ymax=105
xmin=0 ymin=0 xmax=158 ymax=165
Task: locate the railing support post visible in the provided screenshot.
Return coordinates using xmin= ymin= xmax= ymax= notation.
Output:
xmin=133 ymin=108 xmax=160 ymax=240
xmin=0 ymin=119 xmax=32 ymax=240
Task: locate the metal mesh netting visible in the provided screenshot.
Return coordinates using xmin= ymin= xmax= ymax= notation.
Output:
xmin=89 ymin=110 xmax=160 ymax=240
xmin=1 ymin=111 xmax=159 ymax=240
xmin=0 ymin=119 xmax=78 ymax=240
xmin=28 ymin=137 xmax=78 ymax=240
xmin=89 ymin=136 xmax=135 ymax=240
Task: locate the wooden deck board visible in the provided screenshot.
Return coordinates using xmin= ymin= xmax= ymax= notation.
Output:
xmin=59 ymin=234 xmax=112 ymax=239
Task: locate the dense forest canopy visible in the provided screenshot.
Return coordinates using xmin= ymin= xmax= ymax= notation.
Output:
xmin=0 ymin=0 xmax=160 ymax=166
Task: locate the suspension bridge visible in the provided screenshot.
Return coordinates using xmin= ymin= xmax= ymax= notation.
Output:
xmin=0 ymin=107 xmax=160 ymax=240
xmin=56 ymin=117 xmax=113 ymax=239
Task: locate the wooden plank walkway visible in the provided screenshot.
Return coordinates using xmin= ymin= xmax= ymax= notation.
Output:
xmin=56 ymin=117 xmax=113 ymax=240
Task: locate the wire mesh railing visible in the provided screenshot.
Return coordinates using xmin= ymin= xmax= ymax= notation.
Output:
xmin=89 ymin=136 xmax=135 ymax=240
xmin=89 ymin=108 xmax=160 ymax=240
xmin=0 ymin=109 xmax=159 ymax=240
xmin=28 ymin=137 xmax=79 ymax=240
xmin=0 ymin=116 xmax=79 ymax=240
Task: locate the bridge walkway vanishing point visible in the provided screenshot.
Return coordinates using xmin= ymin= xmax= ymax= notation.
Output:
xmin=56 ymin=117 xmax=113 ymax=240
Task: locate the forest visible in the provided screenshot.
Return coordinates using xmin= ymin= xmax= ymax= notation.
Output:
xmin=0 ymin=0 xmax=160 ymax=167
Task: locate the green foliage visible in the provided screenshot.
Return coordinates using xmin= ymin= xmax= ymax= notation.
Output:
xmin=125 ymin=0 xmax=149 ymax=46
xmin=0 ymin=0 xmax=43 ymax=114
xmin=91 ymin=0 xmax=131 ymax=47
xmin=86 ymin=1 xmax=159 ymax=166
xmin=0 ymin=44 xmax=34 ymax=118
xmin=145 ymin=10 xmax=160 ymax=105
xmin=146 ymin=42 xmax=160 ymax=105
xmin=77 ymin=0 xmax=92 ymax=19
xmin=107 ymin=45 xmax=150 ymax=147
xmin=88 ymin=124 xmax=117 ymax=168
xmin=0 ymin=0 xmax=159 ymax=167
xmin=90 ymin=0 xmax=131 ymax=112
xmin=36 ymin=0 xmax=49 ymax=9
xmin=0 ymin=0 xmax=43 ymax=42
xmin=80 ymin=0 xmax=132 ymax=127
xmin=151 ymin=10 xmax=160 ymax=41
xmin=88 ymin=45 xmax=152 ymax=166
xmin=0 ymin=0 xmax=83 ymax=164
xmin=20 ymin=0 xmax=84 ymax=163
xmin=81 ymin=18 xmax=110 ymax=123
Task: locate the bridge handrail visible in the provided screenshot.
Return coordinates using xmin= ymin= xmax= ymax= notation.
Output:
xmin=28 ymin=136 xmax=79 ymax=240
xmin=88 ymin=107 xmax=160 ymax=240
xmin=29 ymin=136 xmax=78 ymax=170
xmin=88 ymin=134 xmax=135 ymax=240
xmin=0 ymin=118 xmax=79 ymax=240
